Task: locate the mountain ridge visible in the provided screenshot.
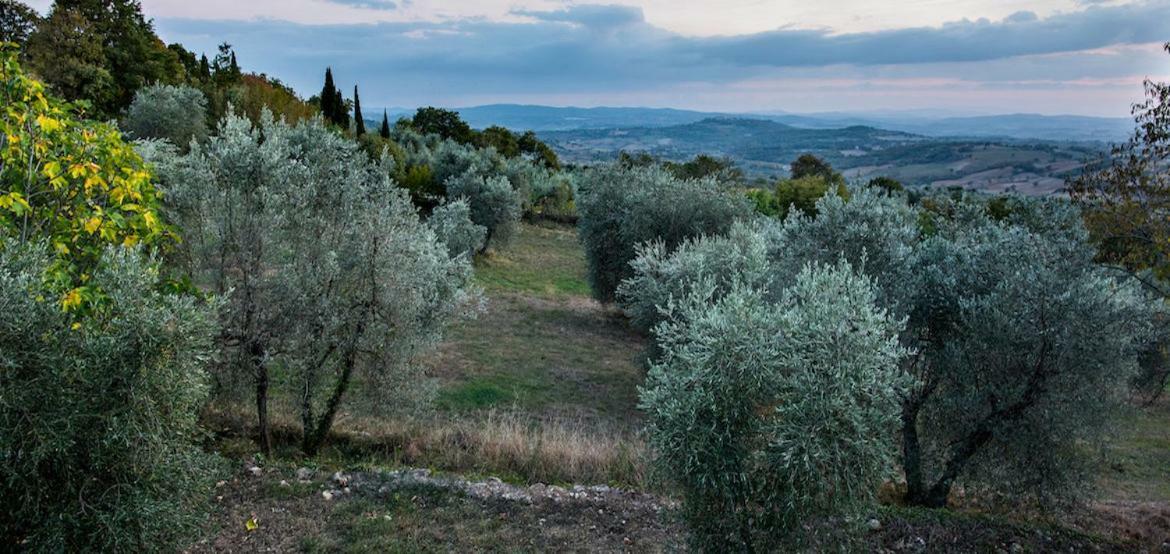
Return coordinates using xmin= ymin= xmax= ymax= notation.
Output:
xmin=392 ymin=104 xmax=1132 ymax=142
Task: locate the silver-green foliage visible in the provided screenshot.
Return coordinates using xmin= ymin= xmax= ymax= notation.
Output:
xmin=427 ymin=198 xmax=487 ymax=259
xmin=122 ymin=84 xmax=209 ymax=149
xmin=446 ymin=170 xmax=522 ymax=252
xmin=576 ymin=164 xmax=754 ymax=303
xmin=627 ymin=188 xmax=1162 ymax=509
xmin=0 ymin=244 xmax=218 ymax=552
xmin=901 ymin=207 xmax=1158 ymax=505
xmin=142 ymin=112 xmax=480 ymax=455
xmin=430 ymin=138 xmax=502 ymax=188
xmin=770 ymin=186 xmax=920 ymax=315
xmin=640 ymin=263 xmax=908 ymax=550
xmin=618 ymin=185 xmax=918 ymax=338
xmin=617 ymin=220 xmax=774 ymax=334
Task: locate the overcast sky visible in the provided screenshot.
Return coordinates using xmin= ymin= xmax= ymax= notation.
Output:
xmin=24 ymin=0 xmax=1170 ymax=116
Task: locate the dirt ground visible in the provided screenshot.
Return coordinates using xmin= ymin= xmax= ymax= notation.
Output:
xmin=188 ymin=463 xmax=1166 ymax=553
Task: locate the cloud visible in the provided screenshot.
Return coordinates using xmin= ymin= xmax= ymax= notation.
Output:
xmin=511 ymin=4 xmax=645 ymax=28
xmin=1004 ymin=10 xmax=1040 ymax=23
xmin=325 ymin=0 xmax=397 ymax=8
xmin=678 ymin=1 xmax=1169 ymax=67
xmin=152 ymin=1 xmax=1170 ymax=114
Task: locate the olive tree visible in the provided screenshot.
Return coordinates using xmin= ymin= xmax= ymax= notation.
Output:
xmin=141 ymin=114 xmax=290 ymax=453
xmin=143 ymin=112 xmax=480 ymax=455
xmin=576 ymin=165 xmax=753 ymax=303
xmin=900 ymin=211 xmax=1157 ymax=506
xmin=769 ymin=186 xmax=920 ymax=314
xmin=431 ymin=138 xmax=505 ymax=191
xmin=122 ymin=84 xmax=209 ymax=149
xmin=0 ymin=244 xmax=218 ymax=552
xmin=618 ymin=220 xmax=774 ymax=335
xmin=427 ymin=198 xmax=486 ymax=259
xmin=781 ymin=193 xmax=1159 ymax=506
xmin=619 ymin=186 xmax=918 ymax=340
xmin=640 ymin=263 xmax=908 ymax=550
xmin=445 ymin=169 xmax=521 ymax=253
xmin=628 ymin=185 xmax=1161 ymax=509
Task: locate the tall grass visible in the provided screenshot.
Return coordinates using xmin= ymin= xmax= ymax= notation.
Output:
xmin=204 ymin=404 xmax=649 ymax=489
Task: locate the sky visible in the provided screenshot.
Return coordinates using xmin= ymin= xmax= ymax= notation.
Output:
xmin=24 ymin=0 xmax=1170 ymax=116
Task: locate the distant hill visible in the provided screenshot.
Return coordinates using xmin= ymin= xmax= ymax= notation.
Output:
xmin=538 ymin=117 xmax=1106 ymax=196
xmin=786 ymin=113 xmax=1134 ymax=142
xmin=452 ymin=105 xmax=726 ymax=132
xmin=424 ymin=104 xmax=1131 ymax=143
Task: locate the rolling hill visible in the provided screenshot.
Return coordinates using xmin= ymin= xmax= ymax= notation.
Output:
xmin=538 ymin=117 xmax=1106 ymax=195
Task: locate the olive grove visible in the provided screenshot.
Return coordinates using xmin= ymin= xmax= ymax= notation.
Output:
xmin=617 ymin=184 xmax=1162 ymax=546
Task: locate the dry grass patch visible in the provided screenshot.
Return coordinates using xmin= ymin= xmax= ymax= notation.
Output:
xmin=205 ymin=405 xmax=650 ymax=489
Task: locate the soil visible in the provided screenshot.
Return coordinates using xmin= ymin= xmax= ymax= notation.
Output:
xmin=188 ymin=464 xmax=1164 ymax=553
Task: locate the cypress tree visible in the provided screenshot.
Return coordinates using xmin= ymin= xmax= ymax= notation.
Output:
xmin=336 ymin=88 xmax=349 ymax=128
xmin=320 ymin=67 xmax=338 ymax=124
xmin=198 ymin=54 xmax=211 ymax=82
xmin=229 ymin=52 xmax=241 ymax=81
xmin=353 ymin=85 xmax=365 ymax=136
xmin=380 ymin=110 xmax=391 ymax=139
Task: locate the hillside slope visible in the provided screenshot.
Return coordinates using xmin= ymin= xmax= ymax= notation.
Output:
xmin=540 ymin=118 xmax=1103 ymax=194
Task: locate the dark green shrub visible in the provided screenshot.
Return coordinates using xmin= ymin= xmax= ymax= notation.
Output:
xmin=772 ymin=175 xmax=848 ymax=219
xmin=122 ymin=84 xmax=209 ymax=149
xmin=531 ymin=179 xmax=577 ymax=222
xmin=576 ymin=165 xmax=753 ymax=303
xmin=0 ymin=244 xmax=219 ymax=552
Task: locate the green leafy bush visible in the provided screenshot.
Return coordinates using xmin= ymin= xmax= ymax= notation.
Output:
xmin=122 ymin=83 xmax=209 ymax=149
xmin=1 ymin=46 xmax=173 ymax=310
xmin=774 ymin=175 xmax=848 ymax=219
xmin=640 ymin=263 xmax=908 ymax=550
xmin=0 ymin=244 xmax=218 ymax=552
xmin=576 ymin=165 xmax=753 ymax=303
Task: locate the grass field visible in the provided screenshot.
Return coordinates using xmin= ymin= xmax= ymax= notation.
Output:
xmin=432 ymin=293 xmax=645 ymax=423
xmin=1100 ymin=402 xmax=1170 ymax=502
xmin=472 ymin=222 xmax=593 ymax=298
xmin=430 ymin=222 xmax=646 ymax=425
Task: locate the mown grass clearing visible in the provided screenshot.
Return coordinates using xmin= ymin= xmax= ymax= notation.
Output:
xmin=431 ymin=293 xmax=645 ymax=424
xmin=430 ymin=222 xmax=646 ymax=426
xmin=473 ymin=223 xmax=592 ymax=298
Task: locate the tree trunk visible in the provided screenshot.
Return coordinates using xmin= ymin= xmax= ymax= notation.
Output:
xmin=252 ymin=340 xmax=272 ymax=455
xmin=901 ymin=397 xmax=927 ymax=505
xmin=917 ymin=425 xmax=994 ymax=508
xmin=302 ymin=339 xmax=360 ymax=456
xmin=299 ymin=383 xmax=314 ymax=455
xmin=478 ymin=227 xmax=493 ymax=256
